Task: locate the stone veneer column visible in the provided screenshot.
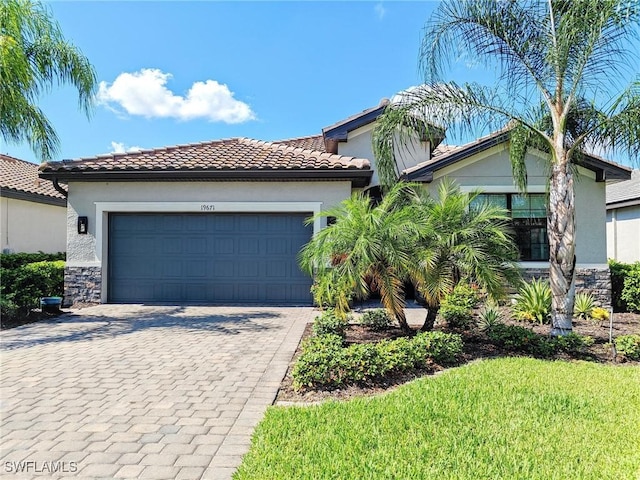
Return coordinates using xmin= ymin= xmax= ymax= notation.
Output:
xmin=64 ymin=266 xmax=102 ymax=307
xmin=521 ymin=267 xmax=612 ymax=307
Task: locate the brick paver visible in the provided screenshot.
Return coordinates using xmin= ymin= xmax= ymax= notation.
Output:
xmin=1 ymin=305 xmax=313 ymax=479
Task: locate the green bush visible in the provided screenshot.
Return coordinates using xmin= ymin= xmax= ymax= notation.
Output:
xmin=360 ymin=309 xmax=393 ymax=331
xmin=312 ymin=309 xmax=350 ymax=337
xmin=513 ymin=278 xmax=551 ymax=324
xmin=553 ymin=333 xmax=594 ymax=355
xmin=292 ymin=331 xmax=463 ymax=391
xmin=615 ymin=334 xmax=640 ymax=361
xmin=486 ymin=324 xmax=555 ymax=357
xmin=0 ymin=252 xmax=65 ymax=270
xmin=609 ymin=260 xmax=640 ymax=312
xmin=573 ymin=292 xmax=596 ymax=320
xmin=0 ymin=259 xmax=65 ymax=322
xmin=440 ymin=283 xmax=479 ymax=328
xmin=620 ymin=265 xmax=640 ymax=313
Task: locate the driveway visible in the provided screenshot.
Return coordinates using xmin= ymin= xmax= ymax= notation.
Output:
xmin=0 ymin=305 xmax=314 ymax=479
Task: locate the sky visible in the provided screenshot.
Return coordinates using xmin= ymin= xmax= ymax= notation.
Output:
xmin=3 ymin=1 xmax=637 ymax=167
xmin=5 ymin=1 xmax=450 ymax=163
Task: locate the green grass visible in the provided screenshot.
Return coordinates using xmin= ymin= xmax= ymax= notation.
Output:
xmin=235 ymin=358 xmax=640 ymax=480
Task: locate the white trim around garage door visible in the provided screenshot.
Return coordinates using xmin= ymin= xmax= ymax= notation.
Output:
xmin=94 ymin=201 xmax=323 ymax=303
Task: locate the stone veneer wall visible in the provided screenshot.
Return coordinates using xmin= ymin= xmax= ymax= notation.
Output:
xmin=521 ymin=267 xmax=612 ymax=307
xmin=64 ymin=266 xmax=102 ymax=307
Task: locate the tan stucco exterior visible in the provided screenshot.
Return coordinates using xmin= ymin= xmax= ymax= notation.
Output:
xmin=427 ymin=145 xmax=608 ymax=265
xmin=607 ymin=204 xmax=640 ymax=262
xmin=1 ymin=196 xmax=67 ymax=253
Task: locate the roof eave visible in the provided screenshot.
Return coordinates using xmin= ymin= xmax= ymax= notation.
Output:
xmin=38 ymin=168 xmax=373 ymax=188
xmin=0 ymin=188 xmax=66 ymax=207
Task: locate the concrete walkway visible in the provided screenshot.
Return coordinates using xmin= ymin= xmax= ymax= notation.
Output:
xmin=0 ymin=305 xmax=314 ymax=479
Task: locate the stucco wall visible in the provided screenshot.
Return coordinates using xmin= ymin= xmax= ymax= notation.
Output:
xmin=428 ymin=145 xmax=607 ymax=265
xmin=607 ymin=204 xmax=640 ymax=262
xmin=65 ymin=180 xmax=353 ymax=266
xmin=337 ymin=125 xmax=431 ymax=186
xmin=1 ymin=196 xmax=66 ymax=253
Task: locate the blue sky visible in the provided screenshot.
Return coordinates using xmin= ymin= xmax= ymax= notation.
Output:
xmin=6 ymin=1 xmax=455 ymax=163
xmin=4 ymin=1 xmax=636 ymax=167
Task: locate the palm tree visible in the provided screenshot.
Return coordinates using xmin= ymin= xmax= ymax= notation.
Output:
xmin=412 ymin=180 xmax=521 ymax=331
xmin=373 ymin=0 xmax=640 ymax=335
xmin=299 ymin=183 xmax=420 ymax=333
xmin=1 ymin=0 xmax=97 ymax=161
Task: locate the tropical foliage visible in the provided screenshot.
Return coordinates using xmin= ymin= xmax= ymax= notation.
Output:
xmin=299 ymin=182 xmax=420 ymax=332
xmin=0 ymin=0 xmax=97 ymax=160
xmin=300 ymin=180 xmax=521 ymax=332
xmin=372 ymin=0 xmax=640 ymax=335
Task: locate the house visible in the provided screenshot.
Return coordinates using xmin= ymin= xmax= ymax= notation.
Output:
xmin=606 ymin=170 xmax=640 ymax=263
xmin=39 ymin=103 xmax=631 ymax=306
xmin=1 ymin=154 xmax=67 ymax=254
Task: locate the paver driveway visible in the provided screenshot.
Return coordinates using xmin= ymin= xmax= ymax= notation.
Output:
xmin=0 ymin=305 xmax=314 ymax=479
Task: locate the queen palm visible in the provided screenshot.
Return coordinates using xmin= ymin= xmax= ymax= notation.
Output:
xmin=1 ymin=0 xmax=96 ymax=161
xmin=299 ymin=182 xmax=420 ymax=333
xmin=411 ymin=180 xmax=521 ymax=331
xmin=373 ymin=0 xmax=640 ymax=335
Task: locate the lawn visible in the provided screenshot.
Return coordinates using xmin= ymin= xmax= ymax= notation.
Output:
xmin=235 ymin=358 xmax=640 ymax=480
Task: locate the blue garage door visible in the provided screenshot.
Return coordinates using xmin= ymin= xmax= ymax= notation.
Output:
xmin=108 ymin=213 xmax=313 ymax=304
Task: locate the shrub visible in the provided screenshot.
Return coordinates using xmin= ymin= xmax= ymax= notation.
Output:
xmin=615 ymin=334 xmax=640 ymax=361
xmin=513 ymin=278 xmax=551 ymax=324
xmin=359 ymin=309 xmax=393 ymax=331
xmin=590 ymin=307 xmax=610 ymax=323
xmin=573 ymin=292 xmax=596 ymax=320
xmin=0 ymin=252 xmax=65 ymax=270
xmin=291 ymin=331 xmax=463 ymax=391
xmin=486 ymin=324 xmax=555 ymax=357
xmin=609 ymin=260 xmax=634 ymax=312
xmin=312 ymin=309 xmax=350 ymax=337
xmin=620 ymin=264 xmax=640 ymax=313
xmin=440 ymin=283 xmax=479 ymax=328
xmin=477 ymin=305 xmax=503 ymax=331
xmin=1 ymin=259 xmax=65 ymax=323
xmin=553 ymin=333 xmax=594 ymax=355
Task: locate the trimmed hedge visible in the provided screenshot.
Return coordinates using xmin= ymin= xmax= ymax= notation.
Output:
xmin=609 ymin=260 xmax=640 ymax=313
xmin=292 ymin=331 xmax=463 ymax=391
xmin=486 ymin=324 xmax=594 ymax=357
xmin=1 ymin=253 xmax=65 ymax=323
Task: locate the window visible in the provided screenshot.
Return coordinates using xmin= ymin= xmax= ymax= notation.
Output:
xmin=471 ymin=193 xmax=549 ymax=261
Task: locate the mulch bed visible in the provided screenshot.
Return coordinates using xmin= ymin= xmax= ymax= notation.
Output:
xmin=275 ymin=311 xmax=640 ymax=404
xmin=0 ymin=309 xmax=66 ymax=330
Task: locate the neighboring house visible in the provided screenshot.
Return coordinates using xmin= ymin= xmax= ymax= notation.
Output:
xmin=39 ymin=102 xmax=631 ymax=306
xmin=1 ymin=154 xmax=67 ymax=254
xmin=606 ymin=170 xmax=640 ymax=263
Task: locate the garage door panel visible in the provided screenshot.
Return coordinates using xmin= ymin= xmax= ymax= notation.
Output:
xmin=109 ymin=213 xmax=312 ymax=304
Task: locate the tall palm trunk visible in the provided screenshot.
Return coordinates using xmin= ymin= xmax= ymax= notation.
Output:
xmin=548 ymin=155 xmax=576 ymax=336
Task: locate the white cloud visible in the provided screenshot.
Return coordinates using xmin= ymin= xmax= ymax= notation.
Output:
xmin=110 ymin=141 xmax=142 ymax=154
xmin=374 ymin=2 xmax=386 ymax=20
xmin=97 ymin=69 xmax=255 ymax=124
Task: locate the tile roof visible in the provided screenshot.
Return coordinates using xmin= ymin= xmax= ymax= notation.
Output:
xmin=40 ymin=137 xmax=369 ymax=174
xmin=606 ymin=170 xmax=640 ymax=206
xmin=1 ymin=154 xmax=65 ymax=200
xmin=272 ymin=134 xmax=326 ymax=152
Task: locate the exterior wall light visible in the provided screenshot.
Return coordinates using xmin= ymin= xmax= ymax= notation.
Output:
xmin=78 ymin=216 xmax=88 ymax=234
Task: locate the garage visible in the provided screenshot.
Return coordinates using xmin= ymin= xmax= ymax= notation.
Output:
xmin=108 ymin=212 xmax=313 ymax=304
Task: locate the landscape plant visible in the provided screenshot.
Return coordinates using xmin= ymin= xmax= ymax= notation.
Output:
xmin=573 ymin=292 xmax=597 ymax=320
xmin=373 ymin=0 xmax=640 ymax=335
xmin=620 ymin=264 xmax=640 ymax=313
xmin=359 ymin=309 xmax=394 ymax=331
xmin=300 ymin=182 xmax=421 ymax=332
xmin=312 ymin=309 xmax=350 ymax=338
xmin=477 ymin=304 xmax=502 ymax=331
xmin=410 ymin=180 xmax=521 ymax=331
xmin=513 ymin=279 xmax=552 ymax=324
xmin=615 ymin=334 xmax=640 ymax=361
